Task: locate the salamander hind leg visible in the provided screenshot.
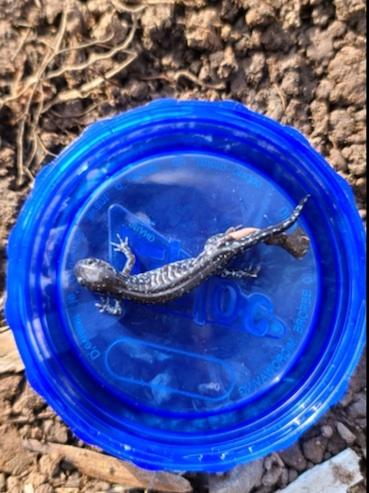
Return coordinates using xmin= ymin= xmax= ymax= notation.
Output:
xmin=111 ymin=234 xmax=136 ymax=275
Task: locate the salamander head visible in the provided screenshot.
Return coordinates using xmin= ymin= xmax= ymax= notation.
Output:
xmin=74 ymin=258 xmax=124 ymax=293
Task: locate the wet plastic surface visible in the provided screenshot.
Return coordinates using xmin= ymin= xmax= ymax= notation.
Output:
xmin=6 ymin=100 xmax=366 ymax=471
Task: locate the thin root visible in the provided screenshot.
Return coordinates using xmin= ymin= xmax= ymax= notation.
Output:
xmin=46 ymin=17 xmax=137 ymax=80
xmin=110 ymin=0 xmax=147 ymax=13
xmin=56 ymin=34 xmax=115 ymax=56
xmin=49 ymin=103 xmax=98 ymax=119
xmin=5 ymin=6 xmax=139 ymax=185
xmin=14 ymin=10 xmax=68 ymax=184
xmin=174 ymin=70 xmax=225 ymax=90
xmin=11 ymin=28 xmax=31 ymax=62
xmin=44 ymin=53 xmax=137 ymax=111
xmin=273 ymin=83 xmax=287 ymax=112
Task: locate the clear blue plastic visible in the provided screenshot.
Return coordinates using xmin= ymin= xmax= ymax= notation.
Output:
xmin=6 ymin=99 xmax=366 ymax=471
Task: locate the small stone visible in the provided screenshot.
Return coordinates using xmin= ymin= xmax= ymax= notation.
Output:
xmin=242 ymin=52 xmax=266 ymax=86
xmin=336 ymin=422 xmax=356 ymax=444
xmin=38 ymin=454 xmax=60 ymax=477
xmin=327 ymin=432 xmax=346 ymax=455
xmin=348 ymin=394 xmax=366 ymax=419
xmin=306 ymin=27 xmax=334 ymax=63
xmin=348 ymin=164 xmax=366 ymax=177
xmin=0 ymin=426 xmax=35 ymax=475
xmin=6 ymin=476 xmax=20 ymax=493
xmin=50 ymin=422 xmax=69 ymax=444
xmin=279 ymin=468 xmax=289 ymax=488
xmin=220 ymin=23 xmax=232 ymax=41
xmin=23 ymin=484 xmax=34 ymax=493
xmin=329 ymin=109 xmax=355 ymax=146
xmin=262 ymin=467 xmax=283 ymax=487
xmin=328 ymin=47 xmax=365 ymax=106
xmin=302 ymin=437 xmax=327 ymax=464
xmin=261 ymin=24 xmax=290 ymax=52
xmin=328 ymin=148 xmax=347 ymax=172
xmin=277 ymin=449 xmax=363 ymax=492
xmin=245 ymin=3 xmax=275 ymax=27
xmin=334 ymin=0 xmax=365 ymax=21
xmin=209 ymin=45 xmax=238 ymax=80
xmin=209 ymin=459 xmax=264 ymax=493
xmin=281 ymin=70 xmax=301 ymax=98
xmin=310 ymin=100 xmax=329 ymax=135
xmin=12 ymin=385 xmax=45 ymax=417
xmin=327 ymin=20 xmax=347 ymax=39
xmin=288 ymin=469 xmax=298 ymax=483
xmin=185 ymin=9 xmax=222 ymax=51
xmin=0 ymin=375 xmax=22 ymax=402
xmin=280 ymin=444 xmax=307 ymax=472
xmin=321 ymin=425 xmax=334 ymax=438
xmin=141 ymin=4 xmax=174 ymax=48
xmin=315 ymin=80 xmax=333 ymax=100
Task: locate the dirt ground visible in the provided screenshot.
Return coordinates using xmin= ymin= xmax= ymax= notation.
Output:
xmin=0 ymin=0 xmax=366 ymax=492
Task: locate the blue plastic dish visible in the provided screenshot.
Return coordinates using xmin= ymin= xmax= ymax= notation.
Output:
xmin=6 ymin=99 xmax=366 ymax=471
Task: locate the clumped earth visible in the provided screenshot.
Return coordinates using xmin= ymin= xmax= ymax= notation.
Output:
xmin=0 ymin=0 xmax=366 ymax=492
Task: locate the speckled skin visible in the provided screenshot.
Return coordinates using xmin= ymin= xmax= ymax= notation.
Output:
xmin=74 ymin=196 xmax=309 ymax=304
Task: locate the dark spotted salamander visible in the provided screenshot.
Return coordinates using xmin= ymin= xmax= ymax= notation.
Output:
xmin=74 ymin=196 xmax=310 ymax=313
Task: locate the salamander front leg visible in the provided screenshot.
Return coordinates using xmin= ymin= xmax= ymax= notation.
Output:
xmin=219 ymin=265 xmax=261 ymax=279
xmin=111 ymin=234 xmax=136 ymax=275
xmin=95 ymin=297 xmax=122 ymax=316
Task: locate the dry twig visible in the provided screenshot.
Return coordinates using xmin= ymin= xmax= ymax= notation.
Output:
xmin=23 ymin=440 xmax=193 ymax=493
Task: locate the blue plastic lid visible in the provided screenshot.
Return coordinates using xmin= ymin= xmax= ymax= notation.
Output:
xmin=6 ymin=99 xmax=366 ymax=471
